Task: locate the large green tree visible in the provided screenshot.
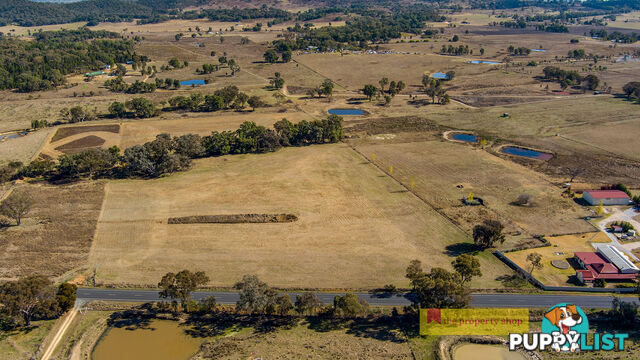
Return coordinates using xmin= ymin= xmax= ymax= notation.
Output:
xmin=451 ymin=254 xmax=482 ymax=285
xmin=158 ymin=270 xmax=209 ymax=309
xmin=472 ymin=220 xmax=506 ymax=249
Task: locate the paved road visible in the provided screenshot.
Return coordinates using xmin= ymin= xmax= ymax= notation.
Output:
xmin=76 ymin=288 xmax=639 ymax=309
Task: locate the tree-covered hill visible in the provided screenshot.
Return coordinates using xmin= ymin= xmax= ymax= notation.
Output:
xmin=0 ymin=28 xmax=139 ymax=92
xmin=0 ymin=0 xmax=154 ymax=26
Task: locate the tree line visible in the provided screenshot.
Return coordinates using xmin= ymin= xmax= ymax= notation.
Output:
xmin=9 ymin=117 xmax=344 ymax=183
xmin=0 ymin=28 xmax=136 ymax=92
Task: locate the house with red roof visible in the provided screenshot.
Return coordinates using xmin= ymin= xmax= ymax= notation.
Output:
xmin=575 ymin=246 xmax=639 ymax=284
xmin=582 ymin=189 xmax=630 ymax=206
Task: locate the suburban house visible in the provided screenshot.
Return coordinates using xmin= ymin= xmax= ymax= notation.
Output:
xmin=582 ymin=189 xmax=630 ymax=206
xmin=575 ymin=245 xmax=639 ymax=284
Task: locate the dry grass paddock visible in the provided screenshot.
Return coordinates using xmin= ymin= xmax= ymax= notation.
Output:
xmin=0 ymin=181 xmax=105 ymax=281
xmin=89 ymin=143 xmax=510 ymax=289
xmin=353 ymin=139 xmax=592 ymax=237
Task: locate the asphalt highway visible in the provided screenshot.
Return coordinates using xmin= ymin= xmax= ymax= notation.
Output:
xmin=76 ymin=288 xmax=640 ymax=309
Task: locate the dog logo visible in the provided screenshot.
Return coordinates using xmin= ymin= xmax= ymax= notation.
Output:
xmin=542 ymin=303 xmax=589 ymax=352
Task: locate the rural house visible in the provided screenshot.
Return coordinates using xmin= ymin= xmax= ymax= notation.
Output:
xmin=575 ymin=245 xmax=639 ymax=284
xmin=582 ymin=189 xmax=630 ymax=206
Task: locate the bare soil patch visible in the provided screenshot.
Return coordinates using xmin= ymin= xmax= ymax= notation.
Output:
xmin=168 ymin=213 xmax=298 ymax=224
xmin=51 ymin=125 xmax=120 ymax=143
xmin=55 ymin=135 xmax=106 ymax=154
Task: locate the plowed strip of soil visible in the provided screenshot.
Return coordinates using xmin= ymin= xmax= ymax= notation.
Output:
xmin=51 ymin=124 xmax=120 ymax=142
xmin=55 ymin=135 xmax=105 ymax=154
xmin=168 ymin=214 xmax=298 ymax=224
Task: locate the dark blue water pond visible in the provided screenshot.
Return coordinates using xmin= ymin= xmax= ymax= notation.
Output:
xmin=432 ymin=72 xmax=450 ymax=79
xmin=502 ymin=146 xmax=553 ymax=160
xmin=328 ymin=109 xmax=365 ymax=115
xmin=180 ymin=79 xmax=205 ymax=86
xmin=452 ymin=133 xmax=477 ymax=143
xmin=470 ymin=60 xmax=501 ymax=65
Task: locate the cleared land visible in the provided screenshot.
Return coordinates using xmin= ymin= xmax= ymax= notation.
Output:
xmin=89 ymin=144 xmax=509 ymax=289
xmin=353 ymin=139 xmax=592 ymax=237
xmin=0 ymin=181 xmax=105 ymax=281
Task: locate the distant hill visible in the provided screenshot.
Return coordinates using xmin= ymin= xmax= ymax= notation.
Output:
xmin=0 ymin=0 xmax=210 ymax=27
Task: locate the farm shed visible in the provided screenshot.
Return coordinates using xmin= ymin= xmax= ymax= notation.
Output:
xmin=582 ymin=190 xmax=630 ymax=206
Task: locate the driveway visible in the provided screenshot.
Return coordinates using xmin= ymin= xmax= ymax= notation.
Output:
xmin=597 ymin=207 xmax=640 ymax=261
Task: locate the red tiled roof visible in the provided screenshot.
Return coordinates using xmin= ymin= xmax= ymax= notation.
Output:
xmin=577 ymin=270 xmax=594 ymax=280
xmin=576 ymin=252 xmax=637 ymax=281
xmin=584 ymin=190 xmax=630 ymax=199
xmin=575 ymin=252 xmax=607 ymax=265
xmin=592 ymin=263 xmax=619 ymax=274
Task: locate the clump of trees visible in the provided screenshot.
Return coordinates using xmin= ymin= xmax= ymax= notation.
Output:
xmin=422 ymin=75 xmax=450 ymax=104
xmin=542 ymin=66 xmax=600 ymax=91
xmin=196 ymin=64 xmax=218 ymax=74
xmin=536 ymin=23 xmax=569 ymax=33
xmin=567 ymin=49 xmax=588 ymax=59
xmin=165 ymin=86 xmax=253 ymax=112
xmin=306 ymin=79 xmax=335 ymax=98
xmin=0 ymin=276 xmax=76 ymax=329
xmin=473 ymin=220 xmax=505 ymax=249
xmin=405 ymin=255 xmax=481 ymax=309
xmin=270 ymin=72 xmax=285 ymax=90
xmin=440 ymin=44 xmax=471 ymax=56
xmin=507 ymin=45 xmax=531 ymax=56
xmin=104 ymin=77 xmax=157 ymax=93
xmin=109 ymin=97 xmax=158 ymax=119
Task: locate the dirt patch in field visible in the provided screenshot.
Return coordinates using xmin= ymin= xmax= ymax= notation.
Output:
xmin=0 ymin=181 xmax=105 ymax=280
xmin=51 ymin=125 xmax=120 ymax=143
xmin=168 ymin=213 xmax=298 ymax=224
xmin=55 ymin=135 xmax=106 ymax=154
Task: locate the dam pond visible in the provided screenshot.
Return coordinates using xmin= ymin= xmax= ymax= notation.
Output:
xmin=328 ymin=108 xmax=365 ymax=115
xmin=92 ymin=319 xmax=202 ymax=360
xmin=501 ymin=146 xmax=553 ymax=160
